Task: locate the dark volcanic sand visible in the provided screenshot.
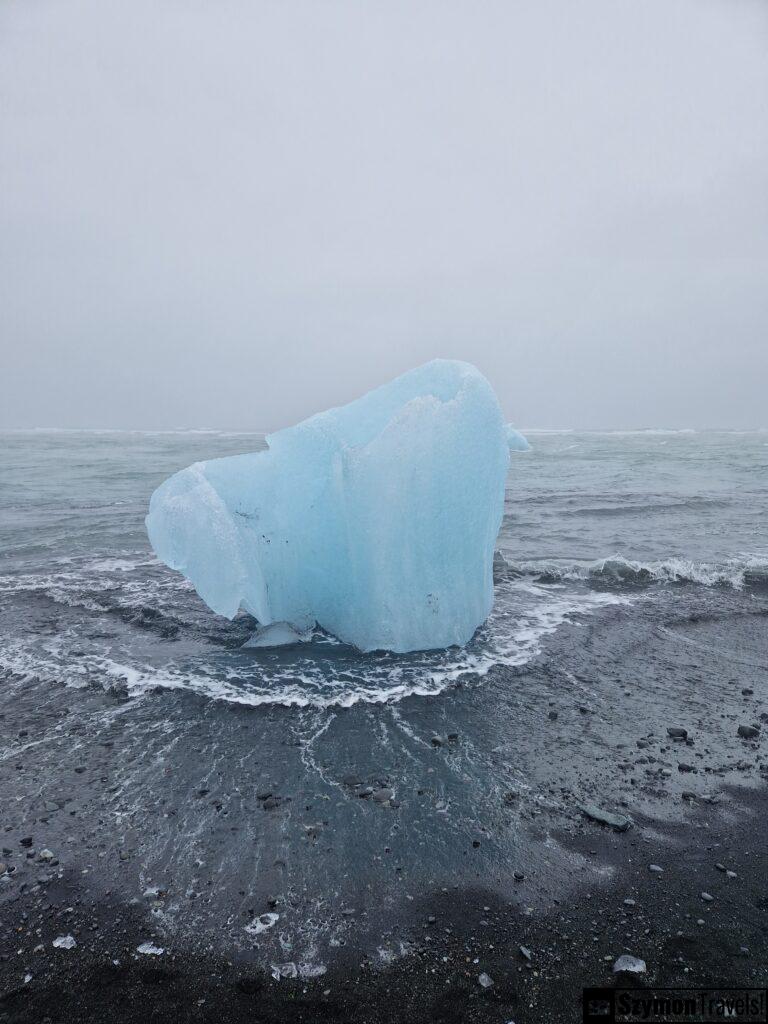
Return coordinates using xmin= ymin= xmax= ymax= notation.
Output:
xmin=1 ymin=592 xmax=767 ymax=1022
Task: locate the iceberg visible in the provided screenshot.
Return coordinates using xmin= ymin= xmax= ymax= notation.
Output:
xmin=146 ymin=360 xmax=527 ymax=653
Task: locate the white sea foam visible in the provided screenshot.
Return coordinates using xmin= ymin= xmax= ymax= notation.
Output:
xmin=0 ymin=576 xmax=629 ymax=709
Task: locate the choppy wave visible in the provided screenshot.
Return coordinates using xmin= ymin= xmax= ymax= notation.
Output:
xmin=495 ymin=551 xmax=768 ymax=590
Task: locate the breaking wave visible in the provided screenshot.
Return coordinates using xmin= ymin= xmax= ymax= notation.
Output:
xmin=494 ymin=551 xmax=768 ymax=591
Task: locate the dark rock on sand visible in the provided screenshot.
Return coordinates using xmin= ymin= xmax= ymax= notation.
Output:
xmin=580 ymin=803 xmax=633 ymax=832
xmin=737 ymin=725 xmax=760 ymax=739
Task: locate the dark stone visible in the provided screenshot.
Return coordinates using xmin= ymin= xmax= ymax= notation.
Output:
xmin=580 ymin=803 xmax=633 ymax=832
xmin=667 ymin=727 xmax=688 ymax=740
xmin=737 ymin=725 xmax=760 ymax=739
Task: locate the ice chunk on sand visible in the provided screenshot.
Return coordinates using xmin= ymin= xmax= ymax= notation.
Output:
xmin=146 ymin=359 xmax=526 ymax=653
xmin=242 ymin=622 xmax=308 ymax=648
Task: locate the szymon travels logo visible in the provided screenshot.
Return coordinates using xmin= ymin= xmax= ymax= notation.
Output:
xmin=583 ymin=988 xmax=768 ymax=1023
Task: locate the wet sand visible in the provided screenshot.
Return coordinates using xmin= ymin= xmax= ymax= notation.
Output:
xmin=1 ymin=589 xmax=766 ymax=1021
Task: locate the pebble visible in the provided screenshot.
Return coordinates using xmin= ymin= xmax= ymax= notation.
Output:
xmin=737 ymin=725 xmax=759 ymax=739
xmin=52 ymin=935 xmax=76 ymax=950
xmin=519 ymin=945 xmax=532 ymax=961
xmin=667 ymin=727 xmax=688 ymax=740
xmin=649 ymin=864 xmax=664 ymax=873
xmin=478 ymin=972 xmax=494 ymax=988
xmin=701 ymin=892 xmax=714 ymax=902
xmin=580 ymin=804 xmax=632 ymax=832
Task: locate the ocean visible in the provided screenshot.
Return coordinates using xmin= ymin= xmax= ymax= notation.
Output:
xmin=1 ymin=428 xmax=766 ymax=707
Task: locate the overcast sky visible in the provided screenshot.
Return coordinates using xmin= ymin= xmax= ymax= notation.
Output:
xmin=1 ymin=0 xmax=766 ymax=431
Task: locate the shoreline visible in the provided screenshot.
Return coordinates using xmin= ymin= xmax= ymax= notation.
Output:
xmin=1 ymin=590 xmax=766 ymax=1021
xmin=1 ymin=785 xmax=766 ymax=1022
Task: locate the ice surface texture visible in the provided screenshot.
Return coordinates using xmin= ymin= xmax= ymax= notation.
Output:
xmin=146 ymin=360 xmax=526 ymax=653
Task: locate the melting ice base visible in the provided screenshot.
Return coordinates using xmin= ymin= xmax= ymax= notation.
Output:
xmin=146 ymin=360 xmax=528 ymax=653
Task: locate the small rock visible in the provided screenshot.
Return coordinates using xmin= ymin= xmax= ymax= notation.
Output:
xmin=667 ymin=727 xmax=688 ymax=740
xmin=580 ymin=804 xmax=632 ymax=832
xmin=547 ymin=711 xmax=558 ymax=721
xmin=513 ymin=871 xmax=525 ymax=881
xmin=372 ymin=789 xmax=393 ymax=804
xmin=726 ymin=870 xmax=737 ymax=879
xmin=52 ymin=935 xmax=76 ymax=950
xmin=519 ymin=945 xmax=532 ymax=961
xmin=715 ymin=863 xmax=726 ymax=872
xmin=20 ymin=837 xmax=33 ymax=848
xmin=678 ymin=763 xmax=696 ymax=773
xmin=701 ymin=892 xmax=714 ymax=902
xmin=613 ymin=955 xmax=646 ymax=974
xmin=430 ymin=736 xmax=443 ymax=747
xmin=649 ymin=864 xmax=663 ymax=873
xmin=478 ymin=972 xmax=494 ymax=989
xmin=623 ymin=898 xmax=636 ymax=907
xmin=737 ymin=725 xmax=760 ymax=740
xmin=38 ymin=849 xmax=54 ymax=862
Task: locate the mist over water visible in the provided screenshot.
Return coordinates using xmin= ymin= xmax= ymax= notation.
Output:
xmin=1 ymin=429 xmax=766 ymax=708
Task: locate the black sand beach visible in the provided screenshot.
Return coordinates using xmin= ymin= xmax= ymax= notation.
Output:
xmin=2 ymin=584 xmax=766 ymax=1022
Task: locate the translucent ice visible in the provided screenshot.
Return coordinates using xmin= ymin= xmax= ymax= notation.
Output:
xmin=146 ymin=360 xmax=527 ymax=653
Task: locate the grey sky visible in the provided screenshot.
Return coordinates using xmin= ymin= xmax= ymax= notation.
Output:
xmin=1 ymin=0 xmax=767 ymax=431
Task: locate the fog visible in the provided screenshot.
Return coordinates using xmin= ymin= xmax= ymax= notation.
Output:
xmin=1 ymin=0 xmax=767 ymax=430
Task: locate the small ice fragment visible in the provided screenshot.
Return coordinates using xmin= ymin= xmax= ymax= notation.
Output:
xmin=613 ymin=955 xmax=646 ymax=974
xmin=52 ymin=935 xmax=76 ymax=949
xmin=271 ymin=962 xmax=298 ymax=980
xmin=245 ymin=912 xmax=279 ymax=936
xmin=298 ymin=963 xmax=327 ymax=978
xmin=243 ymin=623 xmax=307 ymax=648
xmin=136 ymin=942 xmax=164 ymax=955
xmin=505 ymin=424 xmax=530 ymax=452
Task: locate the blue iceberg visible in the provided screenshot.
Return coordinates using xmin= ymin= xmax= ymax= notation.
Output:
xmin=146 ymin=360 xmax=527 ymax=653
